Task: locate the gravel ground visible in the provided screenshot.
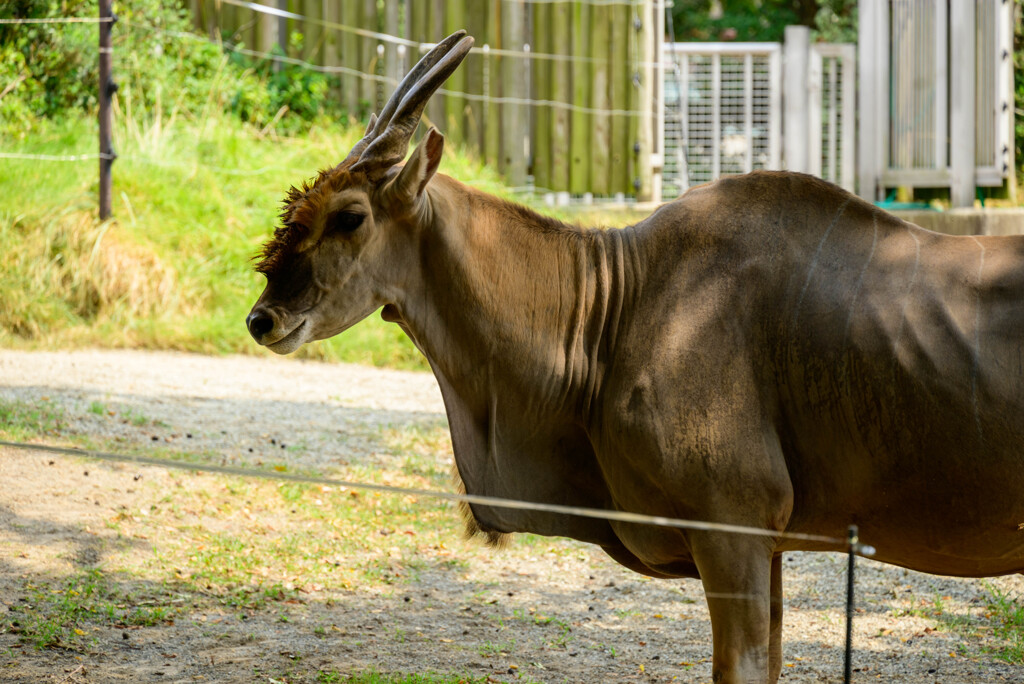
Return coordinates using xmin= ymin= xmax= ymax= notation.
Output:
xmin=1 ymin=349 xmax=1022 ymax=683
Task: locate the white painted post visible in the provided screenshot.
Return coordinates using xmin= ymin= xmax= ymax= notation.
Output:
xmin=949 ymin=1 xmax=976 ymax=208
xmin=839 ymin=45 xmax=856 ymax=193
xmin=807 ymin=46 xmax=823 ymax=178
xmin=744 ymin=53 xmax=753 ymax=174
xmin=857 ymin=0 xmax=886 ymax=201
xmin=652 ymin=0 xmax=664 ymax=203
xmin=933 ymin=0 xmax=948 ymax=171
xmin=783 ymin=25 xmax=810 ymax=173
xmin=712 ymin=53 xmax=721 ymax=179
xmin=769 ymin=47 xmax=782 ymax=170
xmin=636 ymin=0 xmax=656 ymax=202
xmin=997 ymin=0 xmax=1015 ymax=198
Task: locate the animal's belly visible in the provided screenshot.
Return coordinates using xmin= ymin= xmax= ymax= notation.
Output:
xmin=783 ymin=439 xmax=1024 ymax=576
xmin=852 ymin=526 xmax=1024 ymax=577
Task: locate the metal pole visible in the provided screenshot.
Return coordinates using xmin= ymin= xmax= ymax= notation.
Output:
xmin=98 ymin=0 xmax=115 ymax=220
xmin=844 ymin=524 xmax=858 ymax=684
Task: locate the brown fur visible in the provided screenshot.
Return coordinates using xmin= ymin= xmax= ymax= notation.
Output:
xmin=247 ymin=30 xmax=1024 ymax=681
xmin=451 ymin=463 xmax=509 ymax=548
xmin=255 ymin=167 xmax=367 ymax=276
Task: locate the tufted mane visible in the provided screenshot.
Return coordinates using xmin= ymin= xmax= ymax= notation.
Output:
xmin=254 ymin=167 xmax=366 ymax=276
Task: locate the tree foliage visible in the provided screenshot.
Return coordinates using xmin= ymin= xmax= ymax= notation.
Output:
xmin=669 ymin=0 xmax=857 ymax=43
xmin=0 ymin=0 xmax=345 ymax=136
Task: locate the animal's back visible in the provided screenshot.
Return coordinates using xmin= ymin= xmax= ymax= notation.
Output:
xmin=626 ymin=172 xmax=1024 ymax=575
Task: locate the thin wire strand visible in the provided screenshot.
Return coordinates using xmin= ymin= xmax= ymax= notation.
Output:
xmin=0 ymin=17 xmax=114 ymax=24
xmin=121 ymin=20 xmax=648 ymax=118
xmin=215 ymin=0 xmax=658 ymax=67
xmin=0 ymin=152 xmax=114 ymax=161
xmin=0 ymin=438 xmax=871 ymax=551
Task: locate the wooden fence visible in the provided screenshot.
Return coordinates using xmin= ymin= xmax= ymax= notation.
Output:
xmin=185 ymin=0 xmax=662 ymax=199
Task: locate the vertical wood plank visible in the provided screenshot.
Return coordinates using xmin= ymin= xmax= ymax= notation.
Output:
xmin=384 ymin=0 xmax=402 ymax=93
xmin=341 ymin=1 xmax=360 ymax=118
xmin=443 ymin=0 xmax=467 ymax=145
xmin=464 ymin=0 xmax=489 ymax=156
xmin=323 ymin=0 xmax=341 ymax=118
xmin=304 ymin=0 xmax=324 ymax=63
xmin=484 ymin=2 xmax=500 ymax=168
xmin=635 ymin=0 xmax=655 ymax=200
xmin=549 ymin=1 xmax=571 ymax=192
xmin=219 ymin=0 xmax=234 ymax=44
xmin=569 ymin=1 xmax=591 ymax=195
xmin=589 ymin=4 xmax=611 ymax=195
xmin=243 ymin=1 xmax=256 ymax=52
xmin=500 ymin=0 xmax=526 ymax=185
xmin=609 ymin=2 xmax=630 ymax=195
xmin=531 ymin=2 xmax=551 ymax=192
xmin=257 ymin=1 xmax=275 ymax=54
xmin=358 ymin=0 xmax=378 ymax=113
xmin=425 ymin=0 xmax=446 ymax=136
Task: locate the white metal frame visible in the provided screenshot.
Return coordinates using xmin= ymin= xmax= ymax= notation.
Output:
xmin=662 ymin=42 xmax=782 ymax=195
xmin=858 ymin=0 xmax=1014 ymax=207
xmin=809 ymin=43 xmax=857 ymax=193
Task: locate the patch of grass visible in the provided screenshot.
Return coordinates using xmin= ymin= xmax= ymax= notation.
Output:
xmin=0 ymin=111 xmax=524 ymax=370
xmin=984 ymin=585 xmax=1024 ymax=664
xmin=477 ymin=638 xmax=517 ymax=657
xmin=382 ymin=421 xmax=453 ymax=487
xmin=2 ymin=98 xmax=648 ymax=371
xmin=0 ymin=398 xmax=65 ymax=441
xmin=893 ymin=586 xmax=1024 ymax=665
xmin=8 ymin=569 xmax=177 ymax=650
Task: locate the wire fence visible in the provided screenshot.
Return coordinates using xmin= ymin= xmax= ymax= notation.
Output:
xmin=0 ymin=433 xmax=873 ymax=682
xmin=0 ymin=4 xmax=672 ymax=209
xmin=2 ymin=10 xmax=866 ymax=676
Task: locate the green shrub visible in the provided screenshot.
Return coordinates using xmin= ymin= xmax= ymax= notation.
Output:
xmin=0 ymin=0 xmax=348 ymax=136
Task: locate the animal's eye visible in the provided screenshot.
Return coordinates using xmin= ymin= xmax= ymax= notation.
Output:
xmin=327 ymin=211 xmax=364 ymax=234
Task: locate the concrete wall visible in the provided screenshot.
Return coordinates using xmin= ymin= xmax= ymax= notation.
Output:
xmin=891 ymin=209 xmax=1024 ymax=237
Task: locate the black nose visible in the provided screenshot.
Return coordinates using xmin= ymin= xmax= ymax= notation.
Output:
xmin=247 ymin=310 xmax=275 ymax=339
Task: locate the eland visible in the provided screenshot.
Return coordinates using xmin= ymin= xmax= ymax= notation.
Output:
xmin=247 ymin=31 xmax=1024 ymax=683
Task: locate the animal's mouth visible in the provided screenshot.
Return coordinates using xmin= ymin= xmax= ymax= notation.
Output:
xmin=265 ymin=319 xmax=309 ymax=354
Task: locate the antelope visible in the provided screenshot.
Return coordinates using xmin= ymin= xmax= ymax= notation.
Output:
xmin=247 ymin=30 xmax=1024 ymax=683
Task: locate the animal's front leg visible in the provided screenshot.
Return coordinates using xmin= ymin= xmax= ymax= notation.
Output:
xmin=690 ymin=532 xmax=776 ymax=684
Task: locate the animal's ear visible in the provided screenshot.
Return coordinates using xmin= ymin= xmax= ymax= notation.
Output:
xmin=389 ymin=127 xmax=444 ymax=204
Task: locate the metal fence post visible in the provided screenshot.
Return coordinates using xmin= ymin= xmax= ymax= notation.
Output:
xmin=844 ymin=524 xmax=857 ymax=683
xmin=98 ymin=0 xmax=115 ymax=220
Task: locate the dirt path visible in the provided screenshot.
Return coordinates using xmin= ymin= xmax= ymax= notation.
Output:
xmin=0 ymin=350 xmax=1021 ymax=683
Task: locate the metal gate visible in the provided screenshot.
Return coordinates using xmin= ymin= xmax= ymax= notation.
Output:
xmin=662 ymin=43 xmax=782 ymax=198
xmin=662 ymin=36 xmax=856 ymax=198
xmin=858 ymin=0 xmax=1015 ymax=206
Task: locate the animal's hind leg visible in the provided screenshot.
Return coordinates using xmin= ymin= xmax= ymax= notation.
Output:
xmin=769 ymin=553 xmax=783 ymax=683
xmin=690 ymin=531 xmax=775 ymax=684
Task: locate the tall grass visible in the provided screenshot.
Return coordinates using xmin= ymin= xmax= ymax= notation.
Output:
xmin=0 ymin=106 xmax=520 ymax=368
xmin=1 ymin=99 xmax=648 ymax=369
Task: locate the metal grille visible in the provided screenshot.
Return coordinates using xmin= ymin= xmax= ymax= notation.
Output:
xmin=810 ymin=44 xmax=857 ymax=191
xmin=662 ymin=43 xmax=781 ymax=197
xmin=882 ymin=0 xmax=1011 ymax=186
xmin=888 ymin=0 xmax=941 ymax=170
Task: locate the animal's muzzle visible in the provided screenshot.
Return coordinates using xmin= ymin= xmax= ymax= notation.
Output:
xmin=246 ymin=309 xmax=276 ymax=343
